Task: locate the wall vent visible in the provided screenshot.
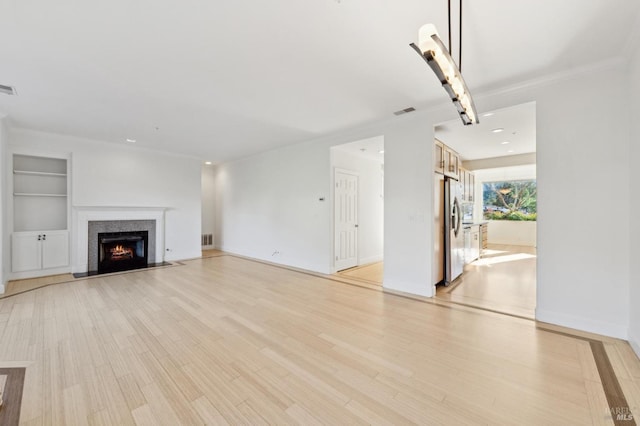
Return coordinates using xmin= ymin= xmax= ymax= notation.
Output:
xmin=201 ymin=234 xmax=213 ymax=246
xmin=393 ymin=107 xmax=415 ymax=116
xmin=0 ymin=84 xmax=17 ymax=96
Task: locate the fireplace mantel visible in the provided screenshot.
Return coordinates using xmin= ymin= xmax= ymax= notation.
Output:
xmin=73 ymin=207 xmax=166 ymax=273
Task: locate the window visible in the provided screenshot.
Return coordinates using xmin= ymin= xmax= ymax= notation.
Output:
xmin=483 ymin=180 xmax=537 ymax=221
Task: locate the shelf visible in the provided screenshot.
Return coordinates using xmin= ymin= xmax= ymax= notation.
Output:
xmin=14 ymin=170 xmax=67 ymax=177
xmin=14 ymin=193 xmax=67 ymax=198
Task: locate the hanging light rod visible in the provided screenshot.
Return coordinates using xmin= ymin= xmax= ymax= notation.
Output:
xmin=410 ymin=17 xmax=478 ymax=125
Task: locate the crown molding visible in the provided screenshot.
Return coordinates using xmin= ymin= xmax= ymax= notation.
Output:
xmin=473 ymin=56 xmax=627 ymax=102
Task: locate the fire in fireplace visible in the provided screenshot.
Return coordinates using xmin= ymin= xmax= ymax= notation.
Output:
xmin=98 ymin=231 xmax=148 ymax=273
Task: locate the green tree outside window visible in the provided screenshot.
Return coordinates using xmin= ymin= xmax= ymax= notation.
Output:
xmin=483 ymin=180 xmax=537 ymax=221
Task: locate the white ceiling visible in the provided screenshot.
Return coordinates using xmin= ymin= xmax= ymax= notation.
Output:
xmin=0 ymin=1 xmax=637 ymax=163
xmin=435 ymin=101 xmax=536 ymax=161
xmin=332 ymin=135 xmax=385 ymax=163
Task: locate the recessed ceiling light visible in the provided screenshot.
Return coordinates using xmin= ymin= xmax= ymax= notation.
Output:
xmin=491 ymin=128 xmax=504 ymax=133
xmin=126 ymin=138 xmax=136 ymax=143
xmin=482 ymin=112 xmax=495 ymax=117
xmin=378 ymin=150 xmax=385 ymax=154
xmin=205 ymin=161 xmax=212 ymax=165
xmin=501 ymin=141 xmax=510 ymax=145
xmin=507 ymin=149 xmax=514 ymax=153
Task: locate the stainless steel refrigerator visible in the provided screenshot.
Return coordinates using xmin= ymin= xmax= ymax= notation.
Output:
xmin=433 ymin=174 xmax=464 ymax=286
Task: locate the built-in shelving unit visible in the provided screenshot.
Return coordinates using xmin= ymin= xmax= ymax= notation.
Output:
xmin=13 ymin=154 xmax=68 ymax=232
xmin=11 ymin=153 xmax=71 ymax=277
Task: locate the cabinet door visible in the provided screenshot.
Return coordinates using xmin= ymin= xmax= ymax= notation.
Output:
xmin=434 ymin=140 xmax=445 ymax=174
xmin=11 ymin=232 xmax=42 ymax=272
xmin=471 ymin=230 xmax=480 ymax=261
xmin=460 ymin=168 xmax=467 ymax=201
xmin=445 ymin=149 xmax=460 ymax=179
xmin=42 ymin=231 xmax=69 ymax=269
xmin=468 ymin=172 xmax=475 ymax=202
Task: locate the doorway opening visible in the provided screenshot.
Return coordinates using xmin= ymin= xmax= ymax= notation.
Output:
xmin=330 ymin=136 xmax=384 ymax=287
xmin=432 ymin=101 xmax=537 ymax=318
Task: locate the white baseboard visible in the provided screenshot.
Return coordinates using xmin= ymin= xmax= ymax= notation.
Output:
xmin=216 ymin=245 xmax=331 ymax=275
xmin=629 ymin=327 xmax=640 ymax=359
xmin=383 ymin=279 xmax=434 ymax=298
xmin=10 ymin=266 xmax=72 ymax=281
xmin=535 ymin=308 xmax=627 ymax=339
xmin=359 ymin=255 xmax=383 ymax=266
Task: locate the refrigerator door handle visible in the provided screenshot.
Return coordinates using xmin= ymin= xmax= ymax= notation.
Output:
xmin=452 ymin=197 xmax=461 ymax=237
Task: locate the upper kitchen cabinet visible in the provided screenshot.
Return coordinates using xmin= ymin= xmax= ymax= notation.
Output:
xmin=460 ymin=167 xmax=476 ymax=202
xmin=434 ymin=139 xmax=445 ymax=174
xmin=444 ymin=146 xmax=460 ymax=180
xmin=434 ymin=139 xmax=460 ymax=180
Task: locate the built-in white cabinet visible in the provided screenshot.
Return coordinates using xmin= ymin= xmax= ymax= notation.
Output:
xmin=13 ymin=154 xmax=68 ymax=232
xmin=11 ymin=153 xmax=70 ymax=276
xmin=464 ymin=225 xmax=481 ymax=264
xmin=11 ymin=231 xmax=69 ymax=272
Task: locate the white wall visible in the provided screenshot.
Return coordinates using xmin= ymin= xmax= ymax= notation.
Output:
xmin=215 ymin=60 xmax=633 ymax=338
xmin=486 ymin=221 xmax=536 ymax=247
xmin=215 ymin=115 xmax=433 ymax=295
xmin=0 ymin=118 xmax=7 ymax=293
xmin=628 ymin=40 xmax=640 ymax=356
xmin=9 ymin=129 xmax=203 ymax=266
xmin=331 ymin=147 xmax=384 ymax=265
xmin=214 ymin=138 xmax=334 ymax=273
xmin=528 ymin=65 xmax=629 ymax=338
xmin=471 ymin=68 xmax=631 ymax=339
xmin=201 ymin=165 xmax=216 ymax=248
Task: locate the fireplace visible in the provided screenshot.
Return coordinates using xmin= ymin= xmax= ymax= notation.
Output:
xmin=98 ymin=231 xmax=148 ymax=273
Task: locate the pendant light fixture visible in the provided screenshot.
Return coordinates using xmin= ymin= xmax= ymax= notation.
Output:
xmin=410 ymin=0 xmax=478 ymax=125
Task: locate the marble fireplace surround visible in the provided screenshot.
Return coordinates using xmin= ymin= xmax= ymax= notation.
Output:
xmin=74 ymin=207 xmax=166 ymax=274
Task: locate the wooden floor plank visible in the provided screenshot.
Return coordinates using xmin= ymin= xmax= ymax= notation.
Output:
xmin=0 ymin=254 xmax=638 ymax=424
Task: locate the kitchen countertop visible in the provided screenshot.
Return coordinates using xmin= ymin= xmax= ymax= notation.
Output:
xmin=462 ymin=221 xmax=488 ymax=229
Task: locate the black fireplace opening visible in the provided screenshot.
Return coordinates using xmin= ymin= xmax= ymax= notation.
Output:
xmin=98 ymin=231 xmax=148 ymax=273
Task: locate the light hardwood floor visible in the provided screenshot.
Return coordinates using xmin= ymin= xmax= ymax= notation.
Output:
xmin=336 ymin=262 xmax=383 ymax=286
xmin=437 ymin=244 xmax=537 ymax=319
xmin=0 ymin=254 xmax=638 ymax=425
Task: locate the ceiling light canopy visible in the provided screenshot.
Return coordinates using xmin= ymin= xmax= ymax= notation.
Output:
xmin=410 ymin=21 xmax=478 ymax=126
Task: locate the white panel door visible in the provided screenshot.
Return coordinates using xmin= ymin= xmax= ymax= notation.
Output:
xmin=335 ymin=169 xmax=359 ymax=271
xmin=42 ymin=230 xmax=69 ymax=269
xmin=11 ymin=232 xmax=42 ymax=272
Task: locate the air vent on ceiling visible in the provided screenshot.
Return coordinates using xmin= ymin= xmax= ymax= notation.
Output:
xmin=0 ymin=84 xmax=17 ymax=96
xmin=393 ymin=107 xmax=415 ymax=116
